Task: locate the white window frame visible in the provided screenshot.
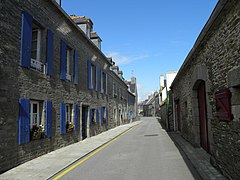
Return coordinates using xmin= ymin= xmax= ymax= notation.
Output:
xmin=66 ymin=49 xmax=72 ymax=81
xmin=91 ymin=64 xmax=95 ymax=89
xmin=31 ymin=27 xmax=42 ymax=71
xmin=30 ymin=101 xmax=40 ymax=129
xmin=66 ymin=104 xmax=73 ymax=123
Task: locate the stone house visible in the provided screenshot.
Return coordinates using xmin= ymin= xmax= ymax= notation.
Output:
xmin=0 ymin=0 xmax=136 ymax=173
xmin=170 ymin=0 xmax=240 ymax=179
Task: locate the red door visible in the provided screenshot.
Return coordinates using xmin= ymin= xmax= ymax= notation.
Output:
xmin=197 ymin=81 xmax=209 ymax=152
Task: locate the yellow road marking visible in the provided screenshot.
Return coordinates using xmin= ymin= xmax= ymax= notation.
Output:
xmin=53 ymin=126 xmax=135 ymax=180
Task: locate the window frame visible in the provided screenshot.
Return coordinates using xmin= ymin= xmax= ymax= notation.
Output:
xmin=30 ymin=23 xmax=43 ymax=72
xmin=30 ymin=100 xmax=40 ymax=129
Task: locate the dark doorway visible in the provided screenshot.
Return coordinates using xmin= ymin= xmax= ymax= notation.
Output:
xmin=82 ymin=106 xmax=88 ymax=140
xmin=197 ymin=81 xmax=209 ymax=152
xmin=176 ymin=100 xmax=181 ymax=131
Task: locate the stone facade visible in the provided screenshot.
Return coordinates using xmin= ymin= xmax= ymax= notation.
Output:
xmin=0 ymin=0 xmax=137 ymax=173
xmin=170 ymin=0 xmax=240 ymax=179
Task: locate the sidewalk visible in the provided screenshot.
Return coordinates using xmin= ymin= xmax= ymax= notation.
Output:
xmin=0 ymin=121 xmax=141 ymax=180
xmin=168 ymin=132 xmax=228 ymax=180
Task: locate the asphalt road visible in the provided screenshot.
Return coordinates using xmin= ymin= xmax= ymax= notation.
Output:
xmin=59 ymin=117 xmax=201 ymax=180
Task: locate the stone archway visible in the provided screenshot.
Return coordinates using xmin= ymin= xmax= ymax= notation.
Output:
xmin=191 ymin=65 xmax=213 ymax=152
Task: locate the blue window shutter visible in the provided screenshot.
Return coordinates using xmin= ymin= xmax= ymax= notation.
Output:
xmin=60 ymin=40 xmax=67 ymax=80
xmin=20 ymin=12 xmax=32 ymax=68
xmin=95 ymin=66 xmax=98 ymax=91
xmin=100 ymin=107 xmax=103 ymax=125
xmin=60 ymin=102 xmax=66 ymax=134
xmin=74 ymin=50 xmax=78 ymax=84
xmin=46 ymin=100 xmax=52 ymax=138
xmin=87 ymin=61 xmax=92 ymax=89
xmin=74 ymin=104 xmax=79 ymax=131
xmin=18 ymin=98 xmax=30 ymax=144
xmin=96 ymin=109 xmax=99 ymax=125
xmin=100 ymin=69 xmax=103 ymax=93
xmin=46 ymin=30 xmax=53 ymax=76
xmin=89 ymin=109 xmax=92 ymax=127
xmin=105 ymin=74 xmax=108 ymax=95
xmin=106 ymin=107 xmax=108 ymax=126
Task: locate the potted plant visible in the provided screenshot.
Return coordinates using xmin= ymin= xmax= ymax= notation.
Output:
xmin=30 ymin=124 xmax=45 ymax=140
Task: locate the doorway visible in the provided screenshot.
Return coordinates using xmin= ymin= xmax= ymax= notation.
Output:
xmin=197 ymin=81 xmax=209 ymax=152
xmin=82 ymin=106 xmax=88 ymax=140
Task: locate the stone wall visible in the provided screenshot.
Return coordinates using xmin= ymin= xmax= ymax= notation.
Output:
xmin=0 ymin=0 xmax=132 ymax=173
xmin=170 ymin=0 xmax=240 ymax=179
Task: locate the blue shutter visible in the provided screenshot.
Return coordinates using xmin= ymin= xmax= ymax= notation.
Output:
xmin=46 ymin=30 xmax=53 ymax=76
xmin=20 ymin=12 xmax=32 ymax=68
xmin=87 ymin=61 xmax=92 ymax=89
xmin=105 ymin=74 xmax=108 ymax=95
xmin=96 ymin=109 xmax=99 ymax=125
xmin=106 ymin=107 xmax=108 ymax=126
xmin=74 ymin=50 xmax=78 ymax=84
xmin=45 ymin=100 xmax=52 ymax=138
xmin=95 ymin=66 xmax=98 ymax=91
xmin=60 ymin=102 xmax=66 ymax=134
xmin=74 ymin=104 xmax=79 ymax=131
xmin=89 ymin=109 xmax=92 ymax=127
xmin=18 ymin=98 xmax=30 ymax=144
xmin=60 ymin=40 xmax=67 ymax=80
xmin=100 ymin=107 xmax=103 ymax=125
xmin=100 ymin=69 xmax=103 ymax=93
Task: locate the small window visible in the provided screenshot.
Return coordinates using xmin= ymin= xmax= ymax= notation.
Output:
xmin=66 ymin=48 xmax=72 ymax=81
xmin=90 ymin=64 xmax=96 ymax=89
xmin=66 ymin=104 xmax=74 ymax=132
xmin=31 ymin=23 xmax=43 ymax=72
xmin=30 ymin=100 xmax=45 ymax=140
xmin=101 ymin=71 xmax=106 ymax=93
xmin=91 ymin=109 xmax=96 ymax=124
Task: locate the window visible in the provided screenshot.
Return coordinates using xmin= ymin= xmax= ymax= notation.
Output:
xmin=30 ymin=100 xmax=45 ymax=140
xmin=30 ymin=23 xmax=43 ymax=72
xmin=88 ymin=61 xmax=97 ymax=90
xmin=101 ymin=71 xmax=106 ymax=93
xmin=66 ymin=104 xmax=74 ymax=132
xmin=91 ymin=64 xmax=95 ymax=88
xmin=91 ymin=109 xmax=96 ymax=125
xmin=113 ymin=82 xmax=117 ymax=97
xmin=60 ymin=41 xmax=77 ymax=82
xmin=30 ymin=101 xmax=40 ymax=129
xmin=18 ymin=98 xmax=52 ymax=144
xmin=66 ymin=48 xmax=72 ymax=81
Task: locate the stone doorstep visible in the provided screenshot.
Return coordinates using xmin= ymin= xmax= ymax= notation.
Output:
xmin=0 ymin=121 xmax=141 ymax=180
xmin=169 ymin=132 xmax=227 ymax=180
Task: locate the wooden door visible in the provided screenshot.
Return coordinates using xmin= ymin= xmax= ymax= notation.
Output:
xmin=197 ymin=81 xmax=209 ymax=152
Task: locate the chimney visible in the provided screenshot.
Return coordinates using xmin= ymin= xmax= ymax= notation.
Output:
xmin=71 ymin=16 xmax=93 ymax=39
xmin=90 ymin=31 xmax=102 ymax=50
xmin=118 ymin=70 xmax=123 ymax=79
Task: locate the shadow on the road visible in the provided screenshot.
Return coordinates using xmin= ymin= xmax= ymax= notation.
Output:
xmin=157 ymin=118 xmax=202 ymax=180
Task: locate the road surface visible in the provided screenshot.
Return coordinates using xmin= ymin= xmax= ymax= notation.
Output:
xmin=57 ymin=117 xmax=201 ymax=180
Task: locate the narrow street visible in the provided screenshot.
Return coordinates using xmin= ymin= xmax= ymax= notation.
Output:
xmin=57 ymin=117 xmax=201 ymax=180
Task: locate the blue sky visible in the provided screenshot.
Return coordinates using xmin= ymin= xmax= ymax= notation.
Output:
xmin=62 ymin=0 xmax=218 ymax=102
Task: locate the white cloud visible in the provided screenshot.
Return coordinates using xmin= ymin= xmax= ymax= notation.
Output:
xmin=107 ymin=52 xmax=148 ymax=65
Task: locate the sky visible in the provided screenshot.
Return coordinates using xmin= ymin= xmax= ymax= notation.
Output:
xmin=62 ymin=0 xmax=218 ymax=102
